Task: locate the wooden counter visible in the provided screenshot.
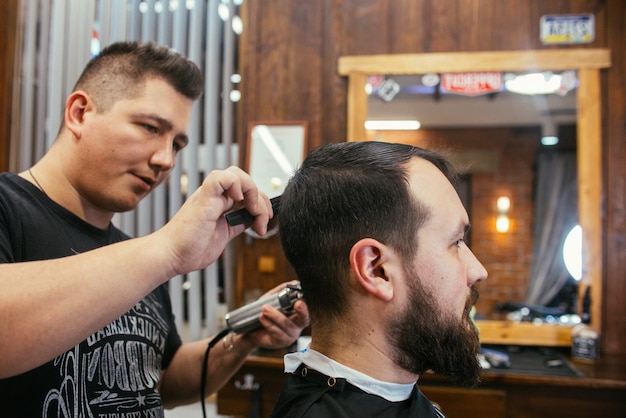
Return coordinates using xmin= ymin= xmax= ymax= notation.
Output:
xmin=217 ymin=349 xmax=626 ymax=418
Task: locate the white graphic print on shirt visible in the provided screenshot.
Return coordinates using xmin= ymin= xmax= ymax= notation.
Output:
xmin=42 ymin=292 xmax=171 ymax=418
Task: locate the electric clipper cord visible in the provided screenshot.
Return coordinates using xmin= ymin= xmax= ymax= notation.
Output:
xmin=200 ymin=282 xmax=303 ymax=418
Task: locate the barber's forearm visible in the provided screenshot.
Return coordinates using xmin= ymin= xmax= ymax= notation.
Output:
xmin=0 ymin=235 xmax=175 ymax=379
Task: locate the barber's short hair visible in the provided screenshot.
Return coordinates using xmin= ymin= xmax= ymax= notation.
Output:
xmin=279 ymin=141 xmax=458 ymax=324
xmin=72 ymin=41 xmax=204 ymax=112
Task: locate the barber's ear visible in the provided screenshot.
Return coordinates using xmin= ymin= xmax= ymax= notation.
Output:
xmin=64 ymin=91 xmax=94 ymax=138
xmin=350 ymin=238 xmax=398 ymax=302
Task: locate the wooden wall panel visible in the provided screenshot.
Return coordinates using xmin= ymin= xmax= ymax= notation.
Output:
xmin=235 ymin=0 xmax=326 ymax=306
xmin=237 ymin=0 xmax=626 ymax=356
xmin=0 ymin=0 xmax=19 ymax=172
xmin=603 ymin=0 xmax=626 ymax=355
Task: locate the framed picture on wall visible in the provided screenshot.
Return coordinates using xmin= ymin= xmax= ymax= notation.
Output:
xmin=246 ymin=121 xmax=308 ymax=199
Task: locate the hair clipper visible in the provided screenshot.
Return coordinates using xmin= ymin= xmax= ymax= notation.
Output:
xmin=224 ymin=282 xmax=303 ymax=334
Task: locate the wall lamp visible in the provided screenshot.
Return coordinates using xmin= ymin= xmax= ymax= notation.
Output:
xmin=496 ymin=196 xmax=511 ymax=233
xmin=541 ymin=119 xmax=559 ymax=146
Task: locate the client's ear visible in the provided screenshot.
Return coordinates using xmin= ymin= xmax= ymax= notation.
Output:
xmin=350 ymin=238 xmax=399 ymax=302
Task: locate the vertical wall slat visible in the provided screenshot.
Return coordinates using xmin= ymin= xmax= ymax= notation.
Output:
xmin=221 ymin=0 xmax=235 ymax=165
xmin=63 ymin=0 xmax=76 ymax=100
xmin=136 ymin=193 xmax=153 ymax=237
xmin=141 ymin=0 xmax=157 ymax=41
xmin=156 ymin=0 xmax=171 ymax=45
xmin=169 ymin=1 xmax=191 ymax=334
xmin=168 ymin=169 xmax=185 ymax=332
xmin=34 ymin=0 xmax=51 ymax=164
xmin=45 ymin=0 xmax=67 ymax=150
xmin=109 ymin=0 xmax=128 ymax=43
xmin=8 ymin=0 xmax=26 ymax=172
xmin=171 ymin=0 xmax=187 ymax=52
xmin=151 ymin=1 xmax=173 ymax=235
xmin=17 ymin=0 xmax=38 ymax=170
xmin=135 ymin=1 xmax=155 ymax=238
xmin=120 ymin=1 xmax=142 ymax=237
xmin=165 ymin=0 xmax=188 ymax=331
xmin=221 ymin=0 xmax=237 ymax=312
xmin=203 ymin=0 xmax=222 ymax=336
xmin=116 ymin=0 xmax=136 ymax=238
xmin=97 ymin=0 xmax=109 ymax=46
xmin=78 ymin=0 xmax=95 ymax=70
xmin=204 ymin=0 xmax=220 ymax=171
xmin=183 ymin=0 xmax=205 ymax=341
xmin=127 ymin=0 xmax=141 ymax=41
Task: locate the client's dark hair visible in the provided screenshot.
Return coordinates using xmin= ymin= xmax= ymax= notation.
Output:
xmin=279 ymin=141 xmax=458 ymax=324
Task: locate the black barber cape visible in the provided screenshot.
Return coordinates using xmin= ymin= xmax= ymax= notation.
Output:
xmin=269 ymin=364 xmax=447 ymax=418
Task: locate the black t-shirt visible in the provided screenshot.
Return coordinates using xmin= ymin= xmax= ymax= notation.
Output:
xmin=269 ymin=364 xmax=447 ymax=418
xmin=0 ymin=173 xmax=182 ymax=418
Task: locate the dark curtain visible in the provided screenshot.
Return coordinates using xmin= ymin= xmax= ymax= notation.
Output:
xmin=524 ymin=151 xmax=578 ymax=306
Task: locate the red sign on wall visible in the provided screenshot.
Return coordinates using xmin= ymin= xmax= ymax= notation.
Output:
xmin=440 ymin=72 xmax=503 ymax=96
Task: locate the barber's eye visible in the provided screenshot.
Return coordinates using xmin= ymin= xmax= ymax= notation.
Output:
xmin=143 ymin=124 xmax=159 ymax=134
xmin=173 ymin=141 xmax=184 ymax=152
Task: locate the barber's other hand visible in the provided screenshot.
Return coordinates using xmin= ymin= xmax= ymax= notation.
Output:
xmin=245 ymin=281 xmax=310 ymax=349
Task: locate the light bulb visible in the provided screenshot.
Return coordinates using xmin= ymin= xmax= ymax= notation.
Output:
xmin=497 ymin=196 xmax=511 ymax=212
xmin=496 ymin=215 xmax=510 ymax=233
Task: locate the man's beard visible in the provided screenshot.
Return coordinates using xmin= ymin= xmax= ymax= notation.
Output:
xmin=387 ymin=268 xmax=482 ymax=387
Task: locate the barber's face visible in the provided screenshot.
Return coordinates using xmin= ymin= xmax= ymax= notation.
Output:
xmin=75 ymin=77 xmax=193 ymax=214
xmin=386 ymin=158 xmax=487 ymax=386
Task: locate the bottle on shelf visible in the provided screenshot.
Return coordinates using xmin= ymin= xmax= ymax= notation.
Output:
xmin=571 ymin=286 xmax=599 ymax=362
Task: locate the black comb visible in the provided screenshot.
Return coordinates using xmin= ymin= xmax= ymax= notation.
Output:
xmin=225 ymin=195 xmax=282 ymax=226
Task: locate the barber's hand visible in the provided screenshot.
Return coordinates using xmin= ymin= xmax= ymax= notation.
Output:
xmin=157 ymin=166 xmax=273 ymax=276
xmin=245 ymin=281 xmax=310 ymax=349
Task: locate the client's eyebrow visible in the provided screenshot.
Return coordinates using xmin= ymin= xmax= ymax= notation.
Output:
xmin=450 ymin=221 xmax=471 ymax=241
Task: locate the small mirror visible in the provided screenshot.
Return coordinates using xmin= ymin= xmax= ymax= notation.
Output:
xmin=246 ymin=121 xmax=308 ymax=198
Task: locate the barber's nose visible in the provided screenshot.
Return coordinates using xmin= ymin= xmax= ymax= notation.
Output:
xmin=151 ymin=141 xmax=176 ymax=170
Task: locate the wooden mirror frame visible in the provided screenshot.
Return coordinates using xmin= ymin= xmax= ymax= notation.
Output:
xmin=339 ymin=49 xmax=611 ymax=346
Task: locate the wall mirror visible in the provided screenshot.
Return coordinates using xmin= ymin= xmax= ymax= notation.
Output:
xmin=339 ymin=49 xmax=610 ymax=346
xmin=366 ymin=74 xmax=578 ymax=322
xmin=246 ymin=121 xmax=308 ymax=199
xmin=244 ymin=121 xmax=308 ymax=239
